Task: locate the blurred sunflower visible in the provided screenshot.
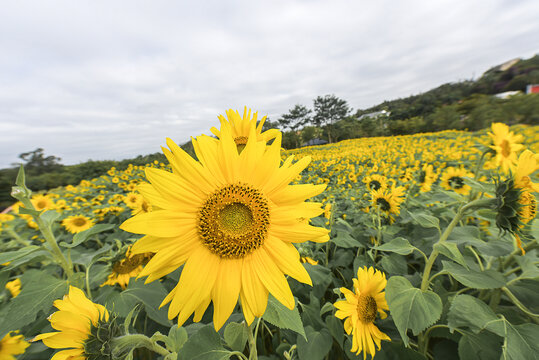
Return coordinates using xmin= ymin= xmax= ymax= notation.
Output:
xmin=334 ymin=267 xmax=390 ymax=359
xmin=101 ymin=248 xmax=153 ymax=290
xmin=30 ymin=194 xmax=54 ymax=211
xmin=33 ymin=286 xmax=118 ymax=360
xmin=418 ymin=164 xmax=437 ymax=193
xmin=121 ymin=124 xmax=328 ymax=331
xmin=0 ymin=331 xmax=29 ymax=360
xmin=61 ymin=215 xmax=95 ymax=234
xmin=440 ymin=167 xmax=473 ymax=195
xmin=363 ymin=174 xmax=388 ymax=192
xmin=371 ymin=185 xmax=406 ymax=217
xmin=5 ymin=278 xmax=21 ymax=298
xmin=210 ymin=107 xmax=280 ymax=150
xmin=488 ymin=122 xmax=524 ymax=173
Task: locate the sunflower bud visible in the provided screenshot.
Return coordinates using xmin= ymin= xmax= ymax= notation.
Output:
xmin=84 ymin=313 xmax=121 ymax=360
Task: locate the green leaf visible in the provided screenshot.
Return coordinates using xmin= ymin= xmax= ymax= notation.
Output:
xmin=296 ymin=326 xmax=332 ymax=360
xmin=18 ymin=206 xmax=41 ymax=217
xmin=381 ymin=253 xmax=407 ymax=275
xmin=60 ymin=224 xmax=116 ymax=248
xmin=325 ymin=315 xmax=344 ymax=348
xmin=409 ymin=212 xmax=440 ymax=230
xmin=442 ymin=261 xmax=506 ymax=289
xmin=167 ymin=326 xmax=188 ymax=353
xmin=40 ymin=210 xmax=60 ymax=226
xmin=304 ymin=263 xmax=332 ymax=298
xmin=15 ymin=165 xmax=26 ymax=187
xmin=374 ymin=237 xmax=417 ymax=255
xmin=0 ymin=246 xmax=41 ymax=265
xmin=385 ymin=276 xmax=442 ymax=346
xmin=180 ymin=325 xmax=232 ymax=360
xmin=447 ymin=295 xmax=500 ymax=334
xmin=103 ymin=279 xmax=172 ymax=326
xmin=0 ymin=271 xmax=68 ymax=339
xmin=434 ymin=242 xmax=467 ymax=268
xmin=458 ymin=331 xmax=502 ymax=360
xmin=263 ymin=294 xmax=306 ymax=340
xmin=223 ymin=322 xmax=248 ymax=352
xmin=333 ymin=230 xmax=359 ymax=248
xmin=503 ymin=322 xmax=539 ymax=360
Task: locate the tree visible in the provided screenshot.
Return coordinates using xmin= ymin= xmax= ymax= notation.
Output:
xmin=313 ymin=95 xmax=350 ymax=143
xmin=15 ymin=148 xmax=63 ymax=175
xmin=278 ymin=104 xmax=312 ymax=147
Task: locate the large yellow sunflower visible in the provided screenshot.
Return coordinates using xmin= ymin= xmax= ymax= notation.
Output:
xmin=33 ymin=286 xmax=116 ymax=360
xmin=512 ymin=149 xmax=539 ymax=192
xmin=363 ymin=174 xmax=388 ymax=192
xmin=370 ymin=185 xmax=406 ymax=217
xmin=120 ymin=125 xmax=328 ymax=331
xmin=30 ymin=194 xmax=54 ymax=211
xmin=0 ymin=331 xmax=29 ymax=360
xmin=210 ymin=107 xmax=280 ymax=148
xmin=334 ymin=267 xmax=390 ymax=359
xmin=61 ymin=215 xmax=95 ymax=234
xmin=488 ymin=122 xmax=524 ymax=173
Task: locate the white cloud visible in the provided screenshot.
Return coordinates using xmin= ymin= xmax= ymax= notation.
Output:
xmin=0 ymin=0 xmax=538 ymax=167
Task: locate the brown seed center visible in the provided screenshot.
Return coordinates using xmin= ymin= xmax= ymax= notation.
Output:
xmin=357 ymin=295 xmax=378 ymax=323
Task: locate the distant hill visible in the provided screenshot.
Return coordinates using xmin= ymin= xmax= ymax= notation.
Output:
xmin=356 ymin=54 xmax=539 ymax=121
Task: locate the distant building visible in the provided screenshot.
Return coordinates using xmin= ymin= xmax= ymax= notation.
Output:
xmin=526 ymin=84 xmax=539 ymax=94
xmin=302 ymin=138 xmax=328 ymax=147
xmin=494 ymin=91 xmax=521 ymax=99
xmin=358 ymin=110 xmax=390 ymax=121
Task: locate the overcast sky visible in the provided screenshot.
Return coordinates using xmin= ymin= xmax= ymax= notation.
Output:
xmin=0 ymin=0 xmax=538 ymax=168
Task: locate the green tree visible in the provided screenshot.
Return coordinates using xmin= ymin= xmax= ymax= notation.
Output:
xmin=279 ymin=104 xmax=312 ymax=147
xmin=313 ymin=95 xmax=350 ymax=143
xmin=15 ymin=148 xmax=63 ymax=175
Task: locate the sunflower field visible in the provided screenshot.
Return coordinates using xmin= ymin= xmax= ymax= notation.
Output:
xmin=0 ymin=109 xmax=538 ymax=360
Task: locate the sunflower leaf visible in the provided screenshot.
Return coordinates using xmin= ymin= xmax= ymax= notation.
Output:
xmin=0 ymin=270 xmax=68 ymax=339
xmin=61 ymin=224 xmax=116 ymax=248
xmin=263 ymin=294 xmax=306 ymax=340
xmin=409 ymin=212 xmax=440 ymax=230
xmin=179 ymin=325 xmax=233 ymax=360
xmin=447 ymin=295 xmax=500 ymax=334
xmin=434 ymin=242 xmax=468 ymax=268
xmin=442 ymin=261 xmax=506 ymax=289
xmin=374 ymin=237 xmax=417 ymax=255
xmin=385 ymin=276 xmax=443 ymax=346
xmin=223 ymin=322 xmax=248 ymax=352
xmin=296 ymin=326 xmax=332 ymax=360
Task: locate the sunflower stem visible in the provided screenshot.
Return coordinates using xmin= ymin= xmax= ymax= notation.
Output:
xmin=111 ymin=334 xmax=171 ymax=357
xmin=18 ymin=197 xmax=75 ymax=284
xmin=247 ymin=318 xmax=262 ymax=360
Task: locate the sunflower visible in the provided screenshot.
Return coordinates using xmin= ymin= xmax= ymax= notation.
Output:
xmin=440 ymin=167 xmax=474 ymax=195
xmin=0 ymin=331 xmax=30 ymax=360
xmin=334 ymin=267 xmax=390 ymax=359
xmin=210 ymin=107 xmax=280 ymax=150
xmin=33 ymin=286 xmax=118 ymax=360
xmin=61 ymin=215 xmax=95 ymax=234
xmin=363 ymin=174 xmax=388 ymax=192
xmin=5 ymin=278 xmax=21 ymax=298
xmin=512 ymin=150 xmax=539 ymax=192
xmin=30 ymin=194 xmax=54 ymax=211
xmin=120 ymin=125 xmax=328 ymax=331
xmin=124 ymin=192 xmax=142 ymax=209
xmin=101 ymin=248 xmax=153 ymax=289
xmin=488 ymin=122 xmax=524 ymax=173
xmin=370 ymin=185 xmax=406 ymax=217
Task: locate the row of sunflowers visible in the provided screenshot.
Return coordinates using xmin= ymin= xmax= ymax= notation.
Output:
xmin=0 ymin=109 xmax=538 ymax=360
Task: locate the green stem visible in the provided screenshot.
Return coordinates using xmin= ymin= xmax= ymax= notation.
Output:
xmin=501 ymin=287 xmax=539 ymax=321
xmin=247 ymin=318 xmax=262 ymax=360
xmin=112 ymin=334 xmax=171 ymax=357
xmin=420 ymin=198 xmax=494 ymax=292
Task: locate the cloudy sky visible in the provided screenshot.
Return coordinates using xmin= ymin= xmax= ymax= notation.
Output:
xmin=0 ymin=0 xmax=538 ymax=168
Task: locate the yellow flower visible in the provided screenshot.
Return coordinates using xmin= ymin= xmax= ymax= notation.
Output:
xmin=363 ymin=174 xmax=388 ymax=192
xmin=61 ymin=215 xmax=95 ymax=234
xmin=0 ymin=214 xmax=15 ymax=223
xmin=512 ymin=150 xmax=539 ymax=193
xmin=210 ymin=107 xmax=280 ymax=148
xmin=32 ymin=286 xmax=116 ymax=360
xmin=488 ymin=122 xmax=524 ymax=173
xmin=440 ymin=167 xmax=473 ymax=195
xmin=300 ymin=256 xmax=319 ymax=265
xmin=5 ymin=278 xmax=21 ymax=298
xmin=419 ymin=164 xmax=437 ymax=193
xmin=30 ymin=194 xmax=54 ymax=211
xmin=101 ymin=248 xmax=153 ymax=290
xmin=334 ymin=267 xmax=390 ymax=359
xmin=0 ymin=331 xmax=30 ymax=359
xmin=371 ymin=185 xmax=406 ymax=217
xmin=121 ymin=125 xmax=328 ymax=331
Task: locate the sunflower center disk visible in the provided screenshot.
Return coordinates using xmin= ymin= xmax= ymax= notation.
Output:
xmin=448 ymin=176 xmax=464 ymax=189
xmin=357 ymin=295 xmax=378 ymax=323
xmin=198 ymin=183 xmax=270 ymax=259
xmin=376 ymin=198 xmax=391 ymax=212
xmin=369 ymin=180 xmax=381 ymax=191
xmin=500 ymin=139 xmax=511 ymax=157
xmin=73 ymin=218 xmax=87 ymax=227
xmin=113 ymin=254 xmax=145 ymax=274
